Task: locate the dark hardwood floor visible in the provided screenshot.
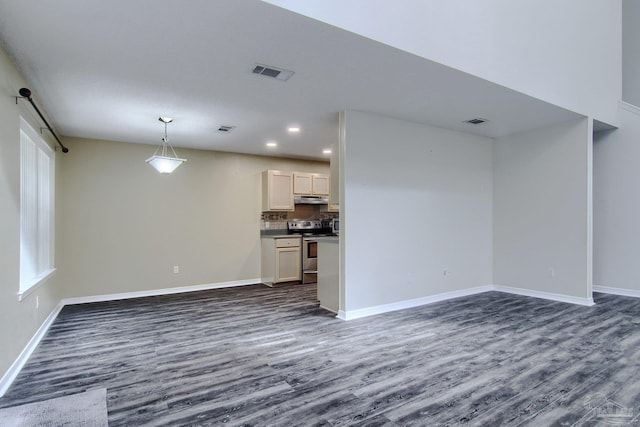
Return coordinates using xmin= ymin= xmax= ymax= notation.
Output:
xmin=2 ymin=283 xmax=640 ymax=426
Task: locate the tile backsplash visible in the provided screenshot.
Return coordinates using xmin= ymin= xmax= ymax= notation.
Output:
xmin=260 ymin=206 xmax=338 ymax=231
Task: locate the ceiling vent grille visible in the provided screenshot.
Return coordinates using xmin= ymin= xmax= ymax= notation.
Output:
xmin=464 ymin=118 xmax=489 ymax=125
xmin=252 ymin=63 xmax=295 ymax=81
xmin=217 ymin=125 xmax=236 ymax=133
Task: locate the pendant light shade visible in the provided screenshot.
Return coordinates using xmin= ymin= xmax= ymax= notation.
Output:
xmin=146 ymin=117 xmax=186 ymax=174
xmin=146 ymin=155 xmax=185 ymax=174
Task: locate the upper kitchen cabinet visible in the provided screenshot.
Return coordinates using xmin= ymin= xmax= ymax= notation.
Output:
xmin=293 ymin=172 xmax=330 ymax=196
xmin=262 ymin=170 xmax=294 ymax=212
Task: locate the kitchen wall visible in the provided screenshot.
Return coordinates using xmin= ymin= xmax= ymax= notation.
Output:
xmin=58 ymin=137 xmax=328 ymax=299
xmin=341 ymin=110 xmax=493 ymax=314
xmin=493 ymin=118 xmax=593 ymax=303
xmin=0 ymin=45 xmax=65 ymax=389
xmin=264 ymin=0 xmax=621 ymax=127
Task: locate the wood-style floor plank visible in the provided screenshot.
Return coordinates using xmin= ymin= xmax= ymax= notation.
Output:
xmin=2 ymin=284 xmax=640 ymax=426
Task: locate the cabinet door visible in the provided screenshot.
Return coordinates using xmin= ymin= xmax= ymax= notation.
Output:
xmin=275 ymin=247 xmax=301 ymax=283
xmin=312 ymin=174 xmax=330 ymax=196
xmin=293 ymin=172 xmax=313 ymax=195
xmin=263 ymin=170 xmax=294 ymax=211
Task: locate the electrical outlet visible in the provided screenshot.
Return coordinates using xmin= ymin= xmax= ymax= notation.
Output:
xmin=173 ymin=266 xmax=180 ymax=274
xmin=443 ymin=269 xmax=448 ymax=277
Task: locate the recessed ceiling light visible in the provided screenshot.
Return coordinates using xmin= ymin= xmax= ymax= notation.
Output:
xmin=266 ymin=141 xmax=277 ymax=148
xmin=288 ymin=127 xmax=300 ymax=133
xmin=322 ymin=149 xmax=332 ymax=155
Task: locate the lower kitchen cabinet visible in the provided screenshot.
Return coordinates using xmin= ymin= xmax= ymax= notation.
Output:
xmin=317 ymin=238 xmax=339 ymax=313
xmin=261 ymin=236 xmax=301 ymax=286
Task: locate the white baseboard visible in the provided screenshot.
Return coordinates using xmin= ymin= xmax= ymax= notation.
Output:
xmin=61 ymin=278 xmax=260 ymax=306
xmin=337 ymin=284 xmax=598 ymax=321
xmin=593 ymin=285 xmax=640 ymax=298
xmin=492 ymin=285 xmax=595 ymax=306
xmin=0 ymin=301 xmax=64 ymax=397
xmin=339 ymin=285 xmax=493 ymax=321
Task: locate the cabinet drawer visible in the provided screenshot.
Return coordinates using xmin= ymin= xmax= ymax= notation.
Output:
xmin=275 ymin=237 xmax=301 ymax=248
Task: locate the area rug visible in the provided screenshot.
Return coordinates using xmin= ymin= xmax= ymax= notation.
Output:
xmin=0 ymin=388 xmax=108 ymax=426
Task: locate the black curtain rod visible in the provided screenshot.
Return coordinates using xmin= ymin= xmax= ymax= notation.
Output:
xmin=17 ymin=88 xmax=69 ymax=153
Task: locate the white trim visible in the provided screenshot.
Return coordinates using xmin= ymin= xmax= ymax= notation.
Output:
xmin=593 ymin=285 xmax=640 ymax=299
xmin=492 ymin=285 xmax=595 ymax=306
xmin=338 ymin=286 xmax=493 ymax=321
xmin=337 ymin=284 xmax=596 ymax=321
xmin=18 ymin=268 xmax=56 ymax=302
xmin=0 ymin=301 xmax=64 ymax=397
xmin=62 ymin=278 xmax=261 ymax=305
xmin=619 ymin=100 xmax=640 ymax=116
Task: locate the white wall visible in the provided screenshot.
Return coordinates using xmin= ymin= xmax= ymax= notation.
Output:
xmin=593 ymin=103 xmax=640 ymax=294
xmin=58 ymin=137 xmax=328 ymax=299
xmin=623 ymin=0 xmax=640 ymax=106
xmin=264 ymin=0 xmax=621 ymax=126
xmin=341 ymin=110 xmax=493 ymax=313
xmin=493 ymin=118 xmax=593 ymax=303
xmin=0 ymin=45 xmax=65 ymax=386
xmin=593 ymin=2 xmax=640 ymax=295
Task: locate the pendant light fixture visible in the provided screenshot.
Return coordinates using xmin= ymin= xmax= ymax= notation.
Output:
xmin=146 ymin=117 xmax=187 ymax=174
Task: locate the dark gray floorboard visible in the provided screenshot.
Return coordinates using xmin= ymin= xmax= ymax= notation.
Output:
xmin=2 ymin=284 xmax=640 ymax=426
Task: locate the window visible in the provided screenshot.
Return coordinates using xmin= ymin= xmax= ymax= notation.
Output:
xmin=19 ymin=117 xmax=55 ymax=300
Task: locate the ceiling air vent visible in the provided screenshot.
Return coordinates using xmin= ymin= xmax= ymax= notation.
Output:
xmin=464 ymin=118 xmax=489 ymax=125
xmin=252 ymin=63 xmax=295 ymax=81
xmin=217 ymin=125 xmax=236 ymax=133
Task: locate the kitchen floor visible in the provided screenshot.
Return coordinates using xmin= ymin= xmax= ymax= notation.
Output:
xmin=1 ymin=284 xmax=639 ymax=426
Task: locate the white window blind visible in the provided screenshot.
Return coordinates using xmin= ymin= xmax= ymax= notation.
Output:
xmin=19 ymin=117 xmax=55 ymax=299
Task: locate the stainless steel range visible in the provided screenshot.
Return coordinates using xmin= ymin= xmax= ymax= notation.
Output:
xmin=287 ymin=219 xmax=332 ymax=284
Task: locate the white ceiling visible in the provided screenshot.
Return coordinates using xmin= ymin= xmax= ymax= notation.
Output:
xmin=0 ymin=0 xmax=581 ymax=161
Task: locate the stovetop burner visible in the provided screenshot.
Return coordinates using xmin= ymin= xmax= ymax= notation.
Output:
xmin=287 ymin=219 xmax=332 ymax=236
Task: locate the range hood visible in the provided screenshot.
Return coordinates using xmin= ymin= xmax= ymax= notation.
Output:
xmin=294 ymin=195 xmax=328 ymax=205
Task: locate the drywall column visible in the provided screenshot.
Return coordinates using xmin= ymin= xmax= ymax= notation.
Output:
xmin=340 ymin=110 xmax=493 ymax=319
xmin=593 ymin=103 xmax=640 ymax=295
xmin=493 ymin=118 xmax=593 ymax=304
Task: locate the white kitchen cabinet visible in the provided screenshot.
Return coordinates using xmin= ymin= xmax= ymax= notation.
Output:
xmin=262 ymin=170 xmax=294 ymax=211
xmin=275 ymin=247 xmax=301 ymax=283
xmin=261 ymin=237 xmax=301 ymax=286
xmin=293 ymin=172 xmax=312 ymax=195
xmin=293 ymin=172 xmax=330 ymax=196
xmin=312 ymin=174 xmax=330 ymax=196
